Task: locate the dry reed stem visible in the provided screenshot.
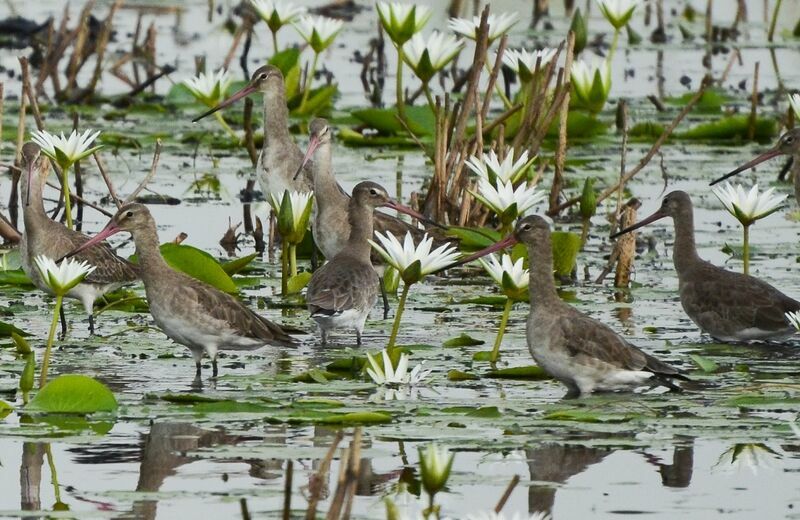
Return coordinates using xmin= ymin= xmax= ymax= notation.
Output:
xmin=65 ymin=1 xmax=95 ymax=93
xmin=548 ymin=78 xmax=710 ymax=215
xmin=124 ymin=140 xmax=163 ymax=204
xmin=93 ymin=154 xmax=122 ymax=208
xmin=614 ymin=100 xmax=629 ymax=228
xmin=282 ymin=459 xmax=293 ymax=520
xmin=747 ymin=61 xmax=759 ymax=141
xmin=494 ymin=475 xmax=520 ymax=513
xmin=614 ymin=198 xmax=640 ymax=288
xmin=85 ymin=0 xmax=123 ymax=98
xmin=549 ymin=32 xmax=575 ymax=213
xmin=305 ymin=430 xmax=344 ymax=520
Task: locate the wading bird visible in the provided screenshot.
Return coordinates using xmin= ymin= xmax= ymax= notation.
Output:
xmin=19 ymin=142 xmax=138 ymax=335
xmin=66 ymin=203 xmax=297 ymax=377
xmin=468 ymin=215 xmax=687 ymax=397
xmin=612 ymin=191 xmax=800 ymax=342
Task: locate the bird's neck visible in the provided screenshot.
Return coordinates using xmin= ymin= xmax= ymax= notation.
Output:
xmin=263 ymin=87 xmax=291 ymax=146
xmin=345 ymin=199 xmax=375 ymax=261
xmin=671 ymin=210 xmax=701 ymax=273
xmin=22 ymin=172 xmax=49 ymax=229
xmin=527 ymin=235 xmax=560 ymax=307
xmin=312 ymin=142 xmax=344 ymax=205
xmin=131 ymin=218 xmax=170 ymax=279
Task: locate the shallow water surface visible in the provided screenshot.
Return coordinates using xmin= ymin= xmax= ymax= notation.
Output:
xmin=2 ymin=0 xmax=800 ymax=518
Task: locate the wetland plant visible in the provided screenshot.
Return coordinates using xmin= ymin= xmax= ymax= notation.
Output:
xmin=712 ymin=182 xmax=785 ymax=275
xmin=182 ymin=70 xmax=237 ymax=140
xmin=30 ymin=129 xmax=102 ymax=230
xmin=269 ymin=190 xmax=314 ymax=293
xmin=370 ymin=232 xmax=460 ymax=349
xmin=477 ymin=253 xmax=529 ymax=364
xmin=376 ymin=2 xmax=432 ymax=121
xmin=418 ymin=443 xmax=454 ymax=519
xmin=293 ymin=14 xmax=344 ymax=109
xmin=33 ymin=255 xmax=96 ymax=387
xmin=249 ymin=0 xmax=307 ymax=53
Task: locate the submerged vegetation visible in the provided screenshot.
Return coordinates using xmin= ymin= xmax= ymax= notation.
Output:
xmin=1 ymin=0 xmax=800 ymax=518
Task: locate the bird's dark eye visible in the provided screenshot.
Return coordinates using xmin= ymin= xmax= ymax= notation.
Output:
xmin=125 ymin=211 xmax=133 ymax=218
xmin=259 ymin=73 xmax=267 ymax=80
xmin=369 ymin=188 xmax=378 ymax=195
xmin=786 ymin=136 xmax=795 ymax=144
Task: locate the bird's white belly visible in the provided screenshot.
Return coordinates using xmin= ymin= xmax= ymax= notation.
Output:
xmin=312 ymin=308 xmax=370 ymax=332
xmin=257 ymin=152 xmax=294 ymax=200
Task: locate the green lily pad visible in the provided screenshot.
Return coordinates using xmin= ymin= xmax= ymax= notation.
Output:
xmin=689 ymin=354 xmax=719 ymax=373
xmin=286 ymin=271 xmax=312 ymax=294
xmin=135 ymin=243 xmax=238 ymax=294
xmin=0 ymin=400 xmax=12 ymax=420
xmin=221 ymin=253 xmax=258 ymax=276
xmin=447 ymin=369 xmax=479 ymax=381
xmin=27 ymin=375 xmax=118 ymax=414
xmin=485 ymin=365 xmax=550 ymax=380
xmin=443 ymin=333 xmax=485 ymax=348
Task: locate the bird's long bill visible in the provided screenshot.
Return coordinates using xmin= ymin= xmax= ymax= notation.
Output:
xmin=192 ymin=83 xmax=258 ymax=123
xmin=708 ymin=147 xmax=783 ymax=186
xmin=63 ymin=222 xmax=121 ymax=260
xmin=457 ymin=234 xmax=519 ymax=266
xmin=25 ymin=160 xmax=35 ymax=207
xmin=610 ymin=208 xmax=667 ymax=239
xmin=293 ymin=133 xmax=320 ymax=181
xmin=383 ymin=200 xmax=431 ymax=223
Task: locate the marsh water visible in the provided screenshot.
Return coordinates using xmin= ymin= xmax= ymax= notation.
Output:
xmin=2 ymin=0 xmax=800 ymax=518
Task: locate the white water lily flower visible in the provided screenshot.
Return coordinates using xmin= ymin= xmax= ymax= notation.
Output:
xmin=786 ymin=311 xmax=800 ymax=331
xmin=596 ymin=0 xmax=639 ymax=30
xmin=269 ymin=190 xmax=314 ymax=243
xmin=419 ymin=443 xmax=454 ymax=496
xmin=34 ymin=255 xmax=96 ymax=296
xmin=366 ymin=349 xmax=431 ymax=386
xmin=712 ymin=182 xmax=786 ymax=227
xmin=377 ymin=2 xmax=432 ymax=45
xmin=182 ymin=69 xmax=232 ymax=107
xmin=713 ymin=443 xmax=780 ymax=476
xmin=369 ymin=232 xmax=461 ymax=285
xmin=471 ymin=178 xmax=546 ymax=225
xmin=448 ymin=12 xmax=519 ymax=43
xmin=30 ymin=129 xmax=103 ymax=170
xmin=250 ymin=0 xmax=306 ymax=32
xmin=403 ymin=31 xmax=464 ymax=83
xmin=293 ymin=15 xmax=343 ymax=53
xmin=466 ymin=150 xmax=533 ymax=186
xmin=501 ymin=48 xmax=558 ymax=82
xmin=571 ymin=58 xmax=611 ymax=113
xmin=465 ymin=513 xmax=551 ymax=520
xmin=788 ymin=93 xmax=800 ymax=120
xmin=478 ymin=253 xmax=529 ymax=299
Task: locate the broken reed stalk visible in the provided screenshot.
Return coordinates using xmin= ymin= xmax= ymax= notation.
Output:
xmin=549 ymin=31 xmax=576 ymax=213
xmin=614 ymin=198 xmax=641 ymax=288
xmin=65 ymin=1 xmax=96 ymax=95
xmin=494 ymin=475 xmax=520 ymax=513
xmin=747 ymin=61 xmax=759 ymax=141
xmin=84 ymin=0 xmax=123 ymax=100
xmin=93 ymin=154 xmax=122 ymax=208
xmin=548 ymin=78 xmax=711 ymax=215
xmin=767 ymin=0 xmax=782 ymax=42
xmin=305 ymin=431 xmax=344 ymax=520
xmin=282 ymin=459 xmax=293 ymax=520
xmin=124 ymin=139 xmax=163 ymax=203
xmin=326 ymin=428 xmax=362 ymax=520
xmin=239 ymin=498 xmax=251 ymax=520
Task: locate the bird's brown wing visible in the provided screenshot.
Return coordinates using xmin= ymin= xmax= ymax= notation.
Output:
xmin=682 ymin=261 xmax=800 ymax=333
xmin=178 ymin=274 xmax=297 ymax=347
xmin=557 ymin=311 xmax=682 ymax=377
xmin=306 ymin=259 xmax=379 ymax=314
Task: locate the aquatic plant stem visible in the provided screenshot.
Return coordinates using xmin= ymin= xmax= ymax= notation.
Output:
xmin=768 ymin=0 xmax=782 ymax=42
xmin=484 ymin=62 xmax=513 ymax=109
xmin=281 ymin=242 xmax=289 ymax=294
xmin=422 ymin=83 xmax=436 ymax=114
xmin=742 ymin=224 xmax=750 ymax=275
xmin=387 ymin=283 xmax=411 ymax=349
xmin=45 ymin=444 xmax=63 ymax=506
xmin=609 ymin=28 xmax=621 ymax=63
xmin=395 ymin=46 xmax=406 ymax=121
xmin=271 ymin=31 xmax=279 ymax=55
xmin=40 ymin=295 xmax=63 ymax=388
xmin=289 ymin=243 xmax=297 ymax=278
xmin=61 ymin=165 xmax=73 ymax=230
xmin=213 ymin=111 xmax=239 ymax=142
xmin=490 ymin=298 xmax=514 ymax=364
xmin=301 ymin=52 xmax=320 ymax=110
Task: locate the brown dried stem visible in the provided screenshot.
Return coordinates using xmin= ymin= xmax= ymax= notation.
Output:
xmin=124 ymin=139 xmax=163 ymax=203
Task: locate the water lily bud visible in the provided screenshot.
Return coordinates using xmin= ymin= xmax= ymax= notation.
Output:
xmin=570 ymin=8 xmax=588 ymax=55
xmin=20 ymin=353 xmax=35 ymax=394
xmin=579 ymin=177 xmax=597 ymax=220
xmin=419 ymin=444 xmax=454 ymax=496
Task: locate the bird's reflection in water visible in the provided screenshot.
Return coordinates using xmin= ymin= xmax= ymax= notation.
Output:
xmin=527 ymin=436 xmax=695 ymax=517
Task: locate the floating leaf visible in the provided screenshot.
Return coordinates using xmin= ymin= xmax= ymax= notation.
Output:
xmin=689 ymin=354 xmax=718 ymax=373
xmin=466 ymin=406 xmax=502 ymax=418
xmin=27 ymin=375 xmax=118 ymax=414
xmin=221 ymin=253 xmax=258 ymax=276
xmin=0 ymin=269 xmax=34 ymax=286
xmin=544 ymin=409 xmax=635 ymax=423
xmin=472 ymin=351 xmax=493 ymax=362
xmin=326 ymin=356 xmax=367 ymax=372
xmin=678 ymin=115 xmax=778 ymax=141
xmin=485 ymin=365 xmax=550 ymax=380
xmin=0 ymin=400 xmax=12 ymax=420
xmin=143 ymin=243 xmax=238 ymax=294
xmin=447 ymin=369 xmax=478 ymax=381
xmin=286 ymin=271 xmax=312 ymax=294
xmin=442 ymin=333 xmax=485 ymax=348
xmin=157 ymin=393 xmax=224 ymax=404
xmin=0 ymin=320 xmax=29 ymax=338
xmin=352 ymin=106 xmax=435 ymax=136
xmin=289 ymin=410 xmax=393 ymax=425
xmin=723 ymin=394 xmax=800 ymax=409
